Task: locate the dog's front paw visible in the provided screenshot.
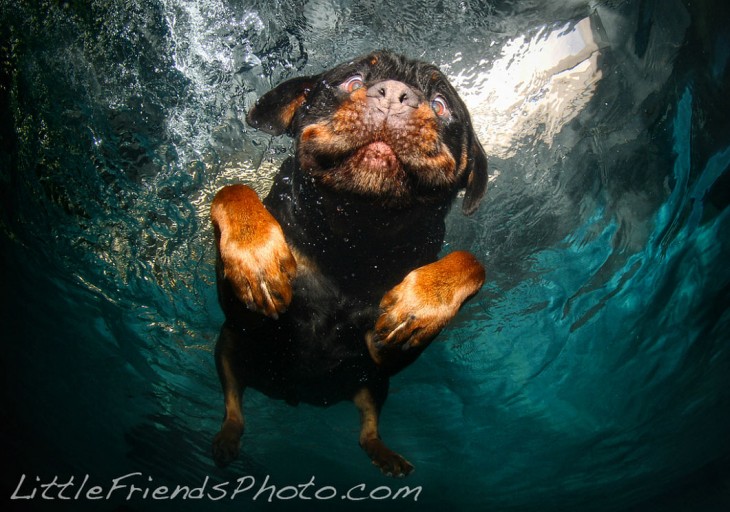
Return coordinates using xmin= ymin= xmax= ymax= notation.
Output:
xmin=212 ymin=420 xmax=244 ymax=468
xmin=219 ymin=224 xmax=297 ymax=319
xmin=361 ymin=438 xmax=414 ymax=478
xmin=367 ymin=251 xmax=485 ymax=366
xmin=212 ymin=185 xmax=297 ymax=319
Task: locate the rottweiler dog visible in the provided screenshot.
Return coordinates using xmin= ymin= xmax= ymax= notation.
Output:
xmin=210 ymin=50 xmax=488 ymax=477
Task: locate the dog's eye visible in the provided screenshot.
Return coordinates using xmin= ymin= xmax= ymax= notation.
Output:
xmin=431 ymin=95 xmax=449 ymax=117
xmin=341 ymin=75 xmax=365 ymax=93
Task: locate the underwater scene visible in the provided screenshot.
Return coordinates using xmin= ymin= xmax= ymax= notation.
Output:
xmin=1 ymin=0 xmax=729 ymax=511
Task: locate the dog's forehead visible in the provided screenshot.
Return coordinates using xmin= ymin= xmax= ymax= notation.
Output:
xmin=324 ymin=52 xmax=449 ymax=94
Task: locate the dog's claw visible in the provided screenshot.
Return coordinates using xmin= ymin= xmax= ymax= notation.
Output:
xmin=368 ymin=252 xmax=485 ymax=368
xmin=361 ymin=438 xmax=414 ymax=477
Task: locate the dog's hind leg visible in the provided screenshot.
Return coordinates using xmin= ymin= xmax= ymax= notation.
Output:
xmin=353 ymin=387 xmax=414 ymax=477
xmin=212 ymin=324 xmax=246 ymax=468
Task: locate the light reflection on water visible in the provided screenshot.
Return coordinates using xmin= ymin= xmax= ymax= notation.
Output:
xmin=455 ymin=16 xmax=603 ymax=160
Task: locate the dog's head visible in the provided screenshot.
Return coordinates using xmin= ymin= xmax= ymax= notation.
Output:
xmin=247 ymin=51 xmax=487 ymax=215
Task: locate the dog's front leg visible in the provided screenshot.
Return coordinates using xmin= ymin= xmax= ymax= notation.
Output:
xmin=367 ymin=251 xmax=485 ymax=370
xmin=211 ymin=184 xmax=297 ymax=318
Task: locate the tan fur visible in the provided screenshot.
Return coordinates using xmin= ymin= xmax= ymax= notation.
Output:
xmin=211 ymin=184 xmax=297 ymax=318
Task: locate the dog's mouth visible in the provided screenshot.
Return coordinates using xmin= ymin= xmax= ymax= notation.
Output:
xmin=297 ymin=100 xmax=458 ymax=200
xmin=351 ymin=142 xmax=399 ymax=172
xmin=302 ymin=139 xmax=408 ymax=199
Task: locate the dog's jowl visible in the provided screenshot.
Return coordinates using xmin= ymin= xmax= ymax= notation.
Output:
xmin=210 ymin=51 xmax=488 ymax=477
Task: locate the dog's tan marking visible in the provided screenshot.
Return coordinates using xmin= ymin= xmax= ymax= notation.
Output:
xmin=212 ymin=368 xmax=245 ymax=465
xmin=299 ymin=91 xmax=458 ymax=194
xmin=459 ymin=142 xmax=469 ymax=175
xmin=211 ymin=184 xmax=297 ymax=318
xmin=368 ymin=251 xmax=485 ymax=366
xmin=212 ymin=326 xmax=246 ymax=467
xmin=279 ymin=94 xmax=307 ymax=131
xmin=353 ymin=388 xmax=414 ymax=477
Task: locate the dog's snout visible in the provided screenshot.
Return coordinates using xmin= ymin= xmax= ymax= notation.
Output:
xmin=367 ymin=80 xmax=420 ymax=112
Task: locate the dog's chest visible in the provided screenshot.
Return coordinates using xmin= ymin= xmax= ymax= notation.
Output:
xmin=264 ymin=166 xmax=446 ymax=299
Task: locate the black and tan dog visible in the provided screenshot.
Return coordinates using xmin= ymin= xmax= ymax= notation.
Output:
xmin=210 ymin=51 xmax=487 ymax=477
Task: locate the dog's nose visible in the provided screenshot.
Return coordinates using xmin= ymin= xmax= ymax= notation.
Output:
xmin=367 ymin=80 xmax=420 ymax=113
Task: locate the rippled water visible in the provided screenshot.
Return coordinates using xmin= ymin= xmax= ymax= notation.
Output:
xmin=2 ymin=1 xmax=729 ymax=511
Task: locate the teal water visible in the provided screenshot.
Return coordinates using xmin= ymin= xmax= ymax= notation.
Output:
xmin=1 ymin=1 xmax=729 ymax=511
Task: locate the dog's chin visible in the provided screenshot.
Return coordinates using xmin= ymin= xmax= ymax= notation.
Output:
xmin=351 ymin=142 xmax=399 ymax=174
xmin=302 ymin=142 xmax=412 ymax=200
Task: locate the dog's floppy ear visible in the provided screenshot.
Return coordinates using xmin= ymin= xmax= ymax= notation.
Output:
xmin=246 ymin=75 xmax=318 ymax=136
xmin=461 ymin=135 xmax=488 ymax=216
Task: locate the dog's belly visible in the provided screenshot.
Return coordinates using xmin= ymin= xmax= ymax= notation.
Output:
xmin=226 ymin=270 xmax=386 ymax=407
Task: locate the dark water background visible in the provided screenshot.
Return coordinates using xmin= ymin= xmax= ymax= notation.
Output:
xmin=1 ymin=0 xmax=729 ymax=511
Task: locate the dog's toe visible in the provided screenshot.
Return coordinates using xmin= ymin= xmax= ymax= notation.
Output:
xmin=212 ymin=434 xmax=239 ymax=468
xmin=380 ymin=453 xmax=414 ymax=478
xmin=212 ymin=422 xmax=243 ymax=468
xmin=361 ymin=438 xmax=414 ymax=477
